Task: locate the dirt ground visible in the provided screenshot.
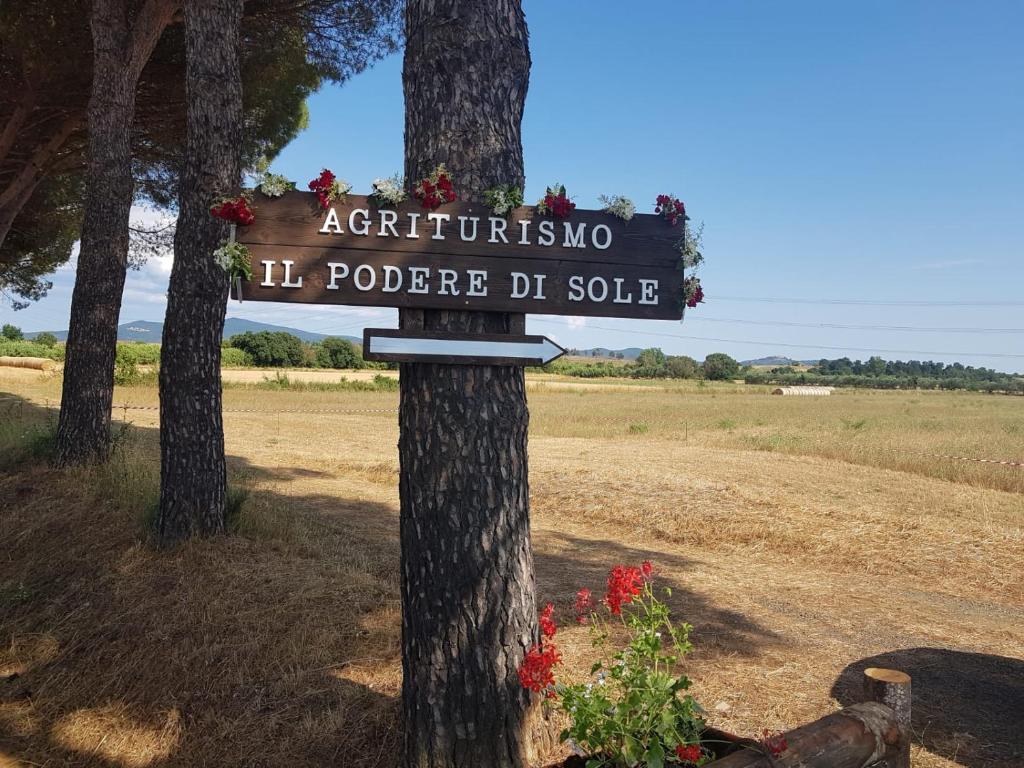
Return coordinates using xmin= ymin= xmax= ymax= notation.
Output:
xmin=1 ymin=369 xmax=1022 ymax=767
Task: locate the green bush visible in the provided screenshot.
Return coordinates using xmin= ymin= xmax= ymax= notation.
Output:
xmin=314 ymin=337 xmax=363 ymax=369
xmin=0 ymin=340 xmax=64 ymax=360
xmin=221 ymin=347 xmax=253 ymax=367
xmin=228 ymin=331 xmax=305 ymax=367
xmin=116 ymin=342 xmax=161 ymax=366
xmin=702 ymin=352 xmax=740 ymax=381
xmin=34 ymin=332 xmax=58 ymax=347
xmin=2 ymin=324 xmax=23 ymax=341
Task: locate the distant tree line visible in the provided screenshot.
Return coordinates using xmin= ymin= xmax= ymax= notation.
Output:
xmin=541 ymin=348 xmax=741 ymax=381
xmin=745 ymin=355 xmax=1023 ymax=393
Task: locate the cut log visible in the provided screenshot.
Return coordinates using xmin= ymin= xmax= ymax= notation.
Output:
xmin=705 ymin=702 xmax=904 ymax=767
xmin=863 ymin=667 xmax=912 ymax=768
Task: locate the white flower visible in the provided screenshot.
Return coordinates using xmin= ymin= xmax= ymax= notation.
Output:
xmin=258 ymin=172 xmax=292 ymax=198
xmin=370 ymin=174 xmax=407 ymax=206
xmin=212 ymin=245 xmax=233 ymax=271
xmin=599 ymin=194 xmax=636 ymax=222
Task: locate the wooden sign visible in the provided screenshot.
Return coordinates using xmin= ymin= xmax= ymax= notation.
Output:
xmin=236 ymin=191 xmax=684 ymax=320
xmin=363 ymin=328 xmax=566 ymax=365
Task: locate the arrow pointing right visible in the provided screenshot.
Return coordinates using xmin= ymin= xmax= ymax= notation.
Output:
xmin=363 ymin=329 xmax=566 ymax=366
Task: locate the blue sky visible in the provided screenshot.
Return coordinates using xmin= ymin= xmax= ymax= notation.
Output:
xmin=4 ymin=0 xmax=1022 ymax=370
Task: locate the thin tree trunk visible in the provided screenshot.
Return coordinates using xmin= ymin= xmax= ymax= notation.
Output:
xmin=54 ymin=0 xmax=137 ymax=466
xmin=156 ymin=0 xmax=243 ymax=545
xmin=54 ymin=0 xmax=177 ymax=466
xmin=399 ymin=2 xmax=541 ymax=766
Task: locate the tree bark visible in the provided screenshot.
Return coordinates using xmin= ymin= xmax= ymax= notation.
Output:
xmin=156 ymin=0 xmax=243 ymax=545
xmin=54 ymin=0 xmax=177 ymax=466
xmin=399 ymin=2 xmax=541 ymax=767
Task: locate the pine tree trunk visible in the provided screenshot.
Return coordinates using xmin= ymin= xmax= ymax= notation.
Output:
xmin=399 ymin=2 xmax=542 ymax=766
xmin=53 ymin=0 xmax=177 ymax=465
xmin=156 ymin=0 xmax=242 ymax=545
xmin=54 ymin=0 xmax=137 ymax=466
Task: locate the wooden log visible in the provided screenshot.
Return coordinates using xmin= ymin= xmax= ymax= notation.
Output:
xmin=705 ymin=702 xmax=904 ymax=767
xmin=863 ymin=668 xmax=911 ymax=768
xmin=0 ymin=356 xmax=55 ymax=371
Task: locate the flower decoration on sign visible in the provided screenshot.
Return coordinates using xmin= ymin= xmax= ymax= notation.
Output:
xmin=684 ymin=276 xmax=704 ymax=308
xmin=213 ymin=241 xmax=253 ymax=282
xmin=536 ymin=183 xmax=575 ymax=218
xmin=598 ymin=194 xmax=636 ymax=222
xmin=209 ymin=195 xmax=255 ymax=226
xmin=369 ymin=173 xmax=407 ymax=207
xmin=517 ymin=561 xmax=708 ymax=766
xmin=257 ymin=171 xmax=294 ymax=198
xmin=679 ymin=220 xmax=705 ymax=269
xmin=413 ymin=164 xmax=457 ymax=210
xmin=483 ymin=185 xmax=524 ymax=216
xmin=655 ymin=193 xmax=686 ymax=226
xmin=308 ymin=168 xmax=351 ymax=210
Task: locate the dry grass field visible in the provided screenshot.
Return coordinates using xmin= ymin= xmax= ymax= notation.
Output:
xmin=1 ymin=367 xmax=1022 ymax=768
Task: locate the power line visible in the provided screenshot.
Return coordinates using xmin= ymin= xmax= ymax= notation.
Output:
xmin=711 ymin=295 xmax=1024 ymax=307
xmin=531 ymin=318 xmax=1024 ymax=360
xmin=689 ymin=317 xmax=1024 ymax=334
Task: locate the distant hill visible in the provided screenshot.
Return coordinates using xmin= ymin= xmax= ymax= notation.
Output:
xmin=27 ymin=318 xmax=359 ymax=344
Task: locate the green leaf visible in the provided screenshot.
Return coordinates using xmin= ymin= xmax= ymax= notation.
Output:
xmin=645 ymin=741 xmax=665 ymax=768
xmin=591 ymin=661 xmax=603 ymax=674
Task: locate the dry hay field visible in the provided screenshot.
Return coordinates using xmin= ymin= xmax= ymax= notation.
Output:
xmin=1 ymin=367 xmax=1022 ymax=768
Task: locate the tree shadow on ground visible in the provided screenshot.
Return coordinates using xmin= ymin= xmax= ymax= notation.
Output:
xmin=0 ymin=391 xmax=776 ymax=766
xmin=533 ymin=532 xmax=777 ymax=658
xmin=831 ymin=648 xmax=1024 ymax=768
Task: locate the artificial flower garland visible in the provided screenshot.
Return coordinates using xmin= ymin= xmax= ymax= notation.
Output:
xmin=209 ymin=194 xmax=254 ymax=283
xmin=598 ymin=194 xmax=636 ymax=222
xmin=308 ymin=168 xmax=352 ymax=210
xmin=655 ymin=193 xmax=686 ymax=226
xmin=536 ymin=183 xmax=575 ymax=218
xmin=369 ymin=174 xmax=407 ymax=207
xmin=484 ymin=185 xmax=524 ymax=216
xmin=413 ymin=164 xmax=457 ymax=210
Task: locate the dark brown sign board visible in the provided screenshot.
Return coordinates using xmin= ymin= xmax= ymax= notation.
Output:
xmin=236 ymin=191 xmax=684 ymax=320
xmin=363 ymin=328 xmax=566 ymax=366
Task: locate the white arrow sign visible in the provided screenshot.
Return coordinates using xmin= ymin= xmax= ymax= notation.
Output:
xmin=363 ymin=328 xmax=566 ymax=366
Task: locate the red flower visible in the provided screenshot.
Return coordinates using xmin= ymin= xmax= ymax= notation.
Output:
xmin=573 ymin=588 xmax=595 ymax=624
xmin=414 ymin=166 xmax=457 ymax=210
xmin=655 ymin=194 xmax=686 ymax=226
xmin=308 ymin=168 xmax=343 ymax=210
xmin=518 ymin=642 xmax=560 ymax=697
xmin=210 ymin=196 xmax=254 ymax=226
xmin=761 ymin=730 xmax=788 ymax=757
xmin=543 ymin=192 xmax=576 ymax=219
xmin=675 ymin=743 xmax=702 ymax=763
xmin=605 ymin=564 xmax=645 ymax=615
xmin=641 ymin=560 xmax=653 ymax=580
xmin=539 ymin=603 xmax=557 ymax=639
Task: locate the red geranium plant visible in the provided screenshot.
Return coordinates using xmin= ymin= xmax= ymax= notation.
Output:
xmin=414 ymin=164 xmax=457 ymax=210
xmin=536 ymin=183 xmax=575 ymax=219
xmin=518 ymin=562 xmax=713 ymax=766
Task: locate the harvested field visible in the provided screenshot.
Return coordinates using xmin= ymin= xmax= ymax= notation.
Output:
xmin=1 ymin=368 xmax=1021 ymax=767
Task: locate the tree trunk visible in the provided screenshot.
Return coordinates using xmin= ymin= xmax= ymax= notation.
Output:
xmin=156 ymin=0 xmax=243 ymax=545
xmin=399 ymin=2 xmax=541 ymax=767
xmin=54 ymin=0 xmax=138 ymax=466
xmin=54 ymin=0 xmax=177 ymax=466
